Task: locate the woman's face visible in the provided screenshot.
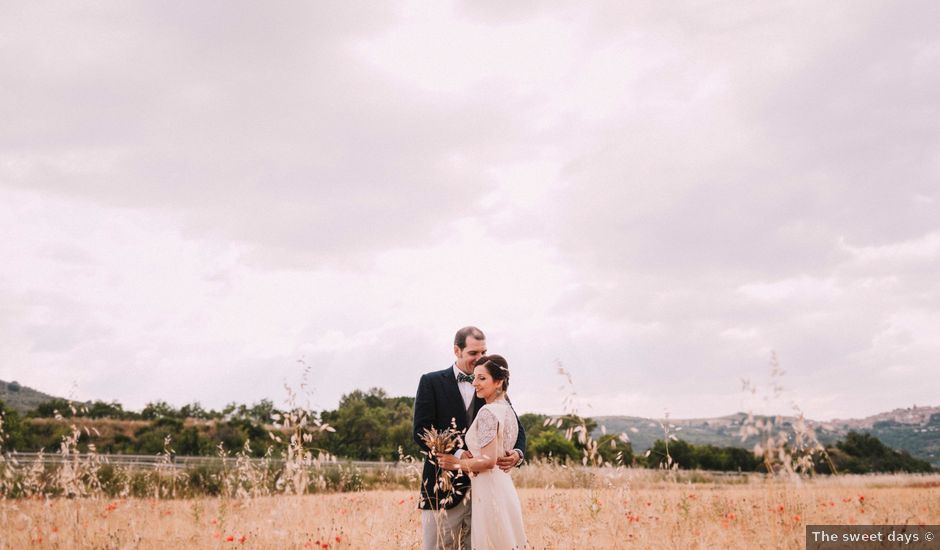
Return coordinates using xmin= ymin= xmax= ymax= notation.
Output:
xmin=472 ymin=365 xmax=501 ymax=401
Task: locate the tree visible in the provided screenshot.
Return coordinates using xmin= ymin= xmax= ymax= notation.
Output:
xmin=595 ymin=433 xmax=634 ymax=466
xmin=134 ymin=417 xmax=185 ymax=454
xmin=31 ymin=399 xmax=75 ymax=418
xmin=87 ymin=400 xmax=134 ymax=419
xmin=647 ymin=439 xmax=694 ymax=469
xmin=818 ymin=431 xmax=935 ymax=474
xmin=141 ymin=401 xmax=180 ymax=420
xmin=519 ymin=413 xmax=553 ymax=440
xmin=0 ymin=400 xmax=27 ymax=451
xmin=318 ymin=388 xmax=418 ymax=460
xmin=528 ymin=430 xmax=579 ymax=462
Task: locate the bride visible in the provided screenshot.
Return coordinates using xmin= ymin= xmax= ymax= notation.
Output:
xmin=456 ymin=355 xmax=527 ymax=549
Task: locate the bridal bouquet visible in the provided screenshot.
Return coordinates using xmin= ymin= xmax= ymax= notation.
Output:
xmin=419 ymin=425 xmax=464 ymax=494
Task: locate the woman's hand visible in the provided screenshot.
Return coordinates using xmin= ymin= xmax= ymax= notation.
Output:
xmin=435 ymin=453 xmax=460 ymax=470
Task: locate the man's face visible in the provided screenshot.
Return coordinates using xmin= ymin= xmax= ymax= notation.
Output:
xmin=454 ymin=336 xmax=486 ymax=374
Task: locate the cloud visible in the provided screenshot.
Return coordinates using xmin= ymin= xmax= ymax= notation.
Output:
xmin=1 ymin=1 xmax=938 ymax=421
xmin=1 ymin=2 xmax=528 ymax=267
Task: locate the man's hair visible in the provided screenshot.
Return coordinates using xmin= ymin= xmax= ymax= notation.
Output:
xmin=454 ymin=326 xmax=485 ymax=350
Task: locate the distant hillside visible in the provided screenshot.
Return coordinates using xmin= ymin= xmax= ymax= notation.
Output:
xmin=594 ymin=405 xmax=940 ymax=469
xmin=0 ymin=379 xmax=65 ymax=414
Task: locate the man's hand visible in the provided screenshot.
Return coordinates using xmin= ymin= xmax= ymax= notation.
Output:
xmin=496 ymin=450 xmax=521 ymax=472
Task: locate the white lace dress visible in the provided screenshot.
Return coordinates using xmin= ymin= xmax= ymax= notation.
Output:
xmin=464 ymin=400 xmax=527 ymax=550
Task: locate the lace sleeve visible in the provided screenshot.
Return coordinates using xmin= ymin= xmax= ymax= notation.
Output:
xmin=475 ymin=407 xmax=499 ymax=449
xmin=503 ymin=406 xmax=519 ymax=454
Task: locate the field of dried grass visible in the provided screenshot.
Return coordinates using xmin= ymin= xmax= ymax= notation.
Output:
xmin=3 ymin=469 xmax=938 ymax=549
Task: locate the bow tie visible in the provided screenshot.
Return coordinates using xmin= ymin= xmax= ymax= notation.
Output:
xmin=456 ymin=372 xmax=474 ymax=384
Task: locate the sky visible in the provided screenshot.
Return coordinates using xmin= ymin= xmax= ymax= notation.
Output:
xmin=1 ymin=1 xmax=938 ymax=422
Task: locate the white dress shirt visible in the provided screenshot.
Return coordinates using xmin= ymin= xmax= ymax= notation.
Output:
xmin=452 ymin=363 xmax=475 ymax=410
xmin=452 ymin=363 xmax=475 ymax=459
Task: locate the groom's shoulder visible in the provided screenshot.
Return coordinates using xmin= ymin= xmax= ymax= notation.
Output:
xmin=419 ymin=366 xmax=453 ymax=384
xmin=422 ymin=366 xmax=452 ymax=379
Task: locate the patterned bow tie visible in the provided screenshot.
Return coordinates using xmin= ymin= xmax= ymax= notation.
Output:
xmin=457 ymin=372 xmax=474 ymax=384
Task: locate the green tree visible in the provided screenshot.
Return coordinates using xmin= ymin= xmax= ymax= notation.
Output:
xmin=595 ymin=433 xmax=634 ymax=465
xmin=647 ymin=439 xmax=694 ymax=469
xmin=87 ymin=400 xmax=135 ymax=419
xmin=134 ymin=417 xmax=185 ymax=454
xmin=528 ymin=430 xmax=579 ymax=462
xmin=322 ymin=398 xmax=389 ymax=460
xmin=0 ymin=400 xmax=27 ymax=451
xmin=141 ymin=401 xmax=181 ymax=420
xmin=318 ymin=388 xmax=418 ymax=460
xmin=519 ymin=413 xmax=553 ymax=440
xmin=179 ymin=402 xmax=212 ymax=420
xmin=31 ymin=399 xmax=75 ymax=418
xmin=819 ymin=431 xmax=935 ymax=474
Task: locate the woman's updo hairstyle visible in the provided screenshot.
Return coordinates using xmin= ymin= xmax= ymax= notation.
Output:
xmin=474 ymin=354 xmax=510 ymax=392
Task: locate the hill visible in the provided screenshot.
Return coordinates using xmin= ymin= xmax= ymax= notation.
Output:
xmin=594 ymin=405 xmax=940 ymax=469
xmin=0 ymin=379 xmax=65 ymax=414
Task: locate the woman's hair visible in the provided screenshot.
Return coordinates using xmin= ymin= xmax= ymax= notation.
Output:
xmin=474 ymin=354 xmax=509 ymax=392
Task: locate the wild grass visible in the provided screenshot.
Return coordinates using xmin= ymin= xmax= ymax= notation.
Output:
xmin=1 ymin=355 xmax=937 ymax=548
xmin=1 ymin=473 xmax=938 ymax=548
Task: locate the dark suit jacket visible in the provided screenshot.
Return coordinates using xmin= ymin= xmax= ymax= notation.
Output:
xmin=412 ymin=366 xmax=527 ymax=510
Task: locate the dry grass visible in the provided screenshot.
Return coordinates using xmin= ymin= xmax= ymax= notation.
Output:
xmin=3 ymin=363 xmax=936 ymax=547
xmin=2 ymin=470 xmax=938 ymax=549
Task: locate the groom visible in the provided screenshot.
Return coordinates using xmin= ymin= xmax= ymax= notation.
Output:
xmin=413 ymin=326 xmax=526 ymax=550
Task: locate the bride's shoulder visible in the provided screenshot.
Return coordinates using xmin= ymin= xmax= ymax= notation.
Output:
xmin=481 ymin=400 xmax=510 ymax=413
xmin=479 ymin=402 xmax=502 ymax=413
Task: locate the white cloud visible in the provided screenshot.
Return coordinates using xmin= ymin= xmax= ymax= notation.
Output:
xmin=1 ymin=1 xmax=938 ymax=421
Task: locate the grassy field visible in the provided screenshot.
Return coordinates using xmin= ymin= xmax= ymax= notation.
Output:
xmin=2 ymin=469 xmax=938 ymax=549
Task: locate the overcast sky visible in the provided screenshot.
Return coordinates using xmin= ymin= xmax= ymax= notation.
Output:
xmin=2 ymin=1 xmax=938 ymax=421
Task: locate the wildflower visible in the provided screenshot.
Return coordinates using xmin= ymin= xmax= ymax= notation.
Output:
xmin=226 ymin=535 xmax=235 ymax=542
xmin=239 ymin=535 xmax=248 ymax=544
xmin=336 ymin=535 xmax=342 ymax=543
